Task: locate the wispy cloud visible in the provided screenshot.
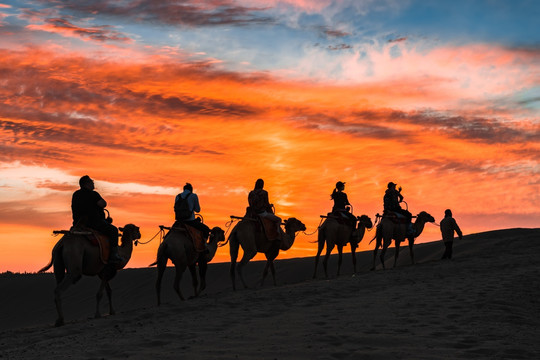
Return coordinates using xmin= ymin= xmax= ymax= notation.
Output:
xmin=37 ymin=0 xmax=274 ymax=27
xmin=327 ymin=43 xmax=352 ymax=51
xmin=27 ymin=17 xmax=132 ymax=42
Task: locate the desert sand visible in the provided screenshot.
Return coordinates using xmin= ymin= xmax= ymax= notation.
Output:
xmin=1 ymin=228 xmax=539 ymax=359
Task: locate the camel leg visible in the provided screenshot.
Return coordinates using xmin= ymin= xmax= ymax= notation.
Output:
xmin=393 ymin=240 xmax=402 ymax=268
xmin=323 ymin=242 xmax=335 ymax=278
xmin=198 ymin=260 xmax=208 ymax=294
xmin=95 ymin=280 xmax=107 ymax=318
xmin=155 ymin=253 xmax=167 ymax=306
xmin=105 ymin=282 xmax=115 ymax=315
xmin=262 ymin=249 xmax=279 ymax=287
xmin=370 ymin=227 xmax=382 ymax=271
xmin=380 ymin=238 xmax=392 ymax=270
xmin=53 ymin=272 xmax=80 ymax=327
xmin=173 ymin=264 xmax=186 ymax=301
xmin=408 ymin=237 xmax=415 ymax=264
xmin=312 ymin=232 xmax=325 ymax=279
xmin=188 ymin=263 xmax=199 ymax=297
xmin=371 ymin=246 xmax=379 ymax=271
xmin=269 ymin=261 xmax=277 ymax=286
xmin=237 ymin=249 xmax=256 ymax=289
xmin=229 ymin=232 xmax=240 ymax=291
xmin=337 ymin=245 xmax=343 ymax=277
xmin=261 ymin=260 xmax=271 ymax=287
xmin=350 ymin=244 xmax=357 ymax=274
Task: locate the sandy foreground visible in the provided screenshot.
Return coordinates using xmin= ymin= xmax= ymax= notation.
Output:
xmin=1 ymin=228 xmax=539 ymax=359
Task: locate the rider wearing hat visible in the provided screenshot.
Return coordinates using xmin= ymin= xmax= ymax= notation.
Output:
xmin=383 ymin=182 xmax=413 ymax=234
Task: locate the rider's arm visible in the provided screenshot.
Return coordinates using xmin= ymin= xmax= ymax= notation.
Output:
xmin=191 ymin=194 xmax=201 ymax=213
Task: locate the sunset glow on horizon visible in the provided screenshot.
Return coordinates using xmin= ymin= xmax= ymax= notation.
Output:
xmin=1 ymin=0 xmax=538 ymax=273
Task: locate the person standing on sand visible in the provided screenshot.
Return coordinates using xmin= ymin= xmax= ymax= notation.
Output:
xmin=440 ymin=209 xmax=463 ymax=260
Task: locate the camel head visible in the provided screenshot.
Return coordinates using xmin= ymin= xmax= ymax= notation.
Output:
xmin=416 ymin=211 xmax=435 ymax=224
xmin=205 ymin=227 xmax=225 ymax=262
xmin=279 ymin=218 xmax=305 ymax=251
xmin=208 ymin=227 xmax=226 ymax=246
xmin=119 ymin=224 xmax=141 ymax=245
xmin=357 ymin=214 xmax=373 ymax=229
xmin=284 ymin=217 xmax=306 ymax=234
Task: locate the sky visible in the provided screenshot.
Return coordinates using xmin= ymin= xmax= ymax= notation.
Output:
xmin=0 ymin=0 xmax=538 ymax=273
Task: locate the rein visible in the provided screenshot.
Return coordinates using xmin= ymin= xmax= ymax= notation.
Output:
xmin=302 ymin=217 xmax=324 ymax=236
xmin=134 ymin=227 xmax=165 ymax=246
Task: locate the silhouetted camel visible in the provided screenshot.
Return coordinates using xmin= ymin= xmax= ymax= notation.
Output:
xmin=313 ymin=214 xmax=373 ymax=278
xmin=152 ymin=226 xmax=225 ymax=305
xmin=228 ymin=217 xmax=306 ymax=290
xmin=371 ymin=211 xmax=435 ymax=270
xmin=38 ymin=224 xmax=141 ymax=327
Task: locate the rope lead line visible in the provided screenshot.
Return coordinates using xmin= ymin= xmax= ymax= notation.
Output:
xmin=135 ymin=228 xmax=164 ymax=245
xmin=302 ymin=217 xmax=324 ymax=236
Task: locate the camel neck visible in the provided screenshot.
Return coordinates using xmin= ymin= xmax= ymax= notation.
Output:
xmin=118 ymin=236 xmax=133 ymax=267
xmin=413 ymin=220 xmax=426 ymax=237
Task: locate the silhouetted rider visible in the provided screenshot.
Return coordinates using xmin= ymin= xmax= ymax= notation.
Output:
xmin=71 ymin=175 xmax=121 ymax=263
xmin=174 ymin=182 xmax=210 ymax=239
xmin=331 ymin=181 xmax=357 ymax=226
xmin=248 ymin=179 xmax=282 ymax=237
xmin=383 ymin=182 xmax=413 ymax=234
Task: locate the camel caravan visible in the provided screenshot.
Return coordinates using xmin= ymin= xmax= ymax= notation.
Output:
xmin=40 ymin=176 xmax=437 ymax=326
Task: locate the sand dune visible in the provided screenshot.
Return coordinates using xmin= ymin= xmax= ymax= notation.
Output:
xmin=1 ymin=228 xmax=539 ymax=359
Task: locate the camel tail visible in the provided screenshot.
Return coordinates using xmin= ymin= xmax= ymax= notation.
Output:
xmin=38 ymin=237 xmax=64 ymax=273
xmin=152 ymin=241 xmax=168 ymax=268
xmin=38 ymin=259 xmax=53 ymax=273
xmin=369 ymin=226 xmax=381 ymax=245
xmin=228 ymin=227 xmax=240 ymax=266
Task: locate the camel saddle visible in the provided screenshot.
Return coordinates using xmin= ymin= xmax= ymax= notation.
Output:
xmin=169 ymin=222 xmax=206 ymax=252
xmin=53 ymin=227 xmax=111 ymax=264
xmin=382 ymin=210 xmax=408 ymax=224
xmin=326 ymin=212 xmax=356 ymax=228
xmin=240 ymin=208 xmax=280 ymax=242
xmin=259 ymin=216 xmax=280 ymax=242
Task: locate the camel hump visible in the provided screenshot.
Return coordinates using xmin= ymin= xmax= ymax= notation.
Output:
xmin=55 ymin=228 xmax=111 ymax=263
xmin=170 ymin=222 xmax=206 ymax=252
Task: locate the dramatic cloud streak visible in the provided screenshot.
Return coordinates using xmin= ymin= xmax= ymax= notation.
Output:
xmin=27 ymin=18 xmax=132 ymax=42
xmin=37 ymin=0 xmax=274 ymax=27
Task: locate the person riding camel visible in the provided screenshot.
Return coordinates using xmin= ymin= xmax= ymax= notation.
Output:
xmin=173 ymin=183 xmax=210 ymax=240
xmin=248 ymin=179 xmax=282 ymax=240
xmin=330 ymin=181 xmax=357 ymax=228
xmin=71 ymin=175 xmax=122 ymax=263
xmin=383 ymin=182 xmax=413 ymax=235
